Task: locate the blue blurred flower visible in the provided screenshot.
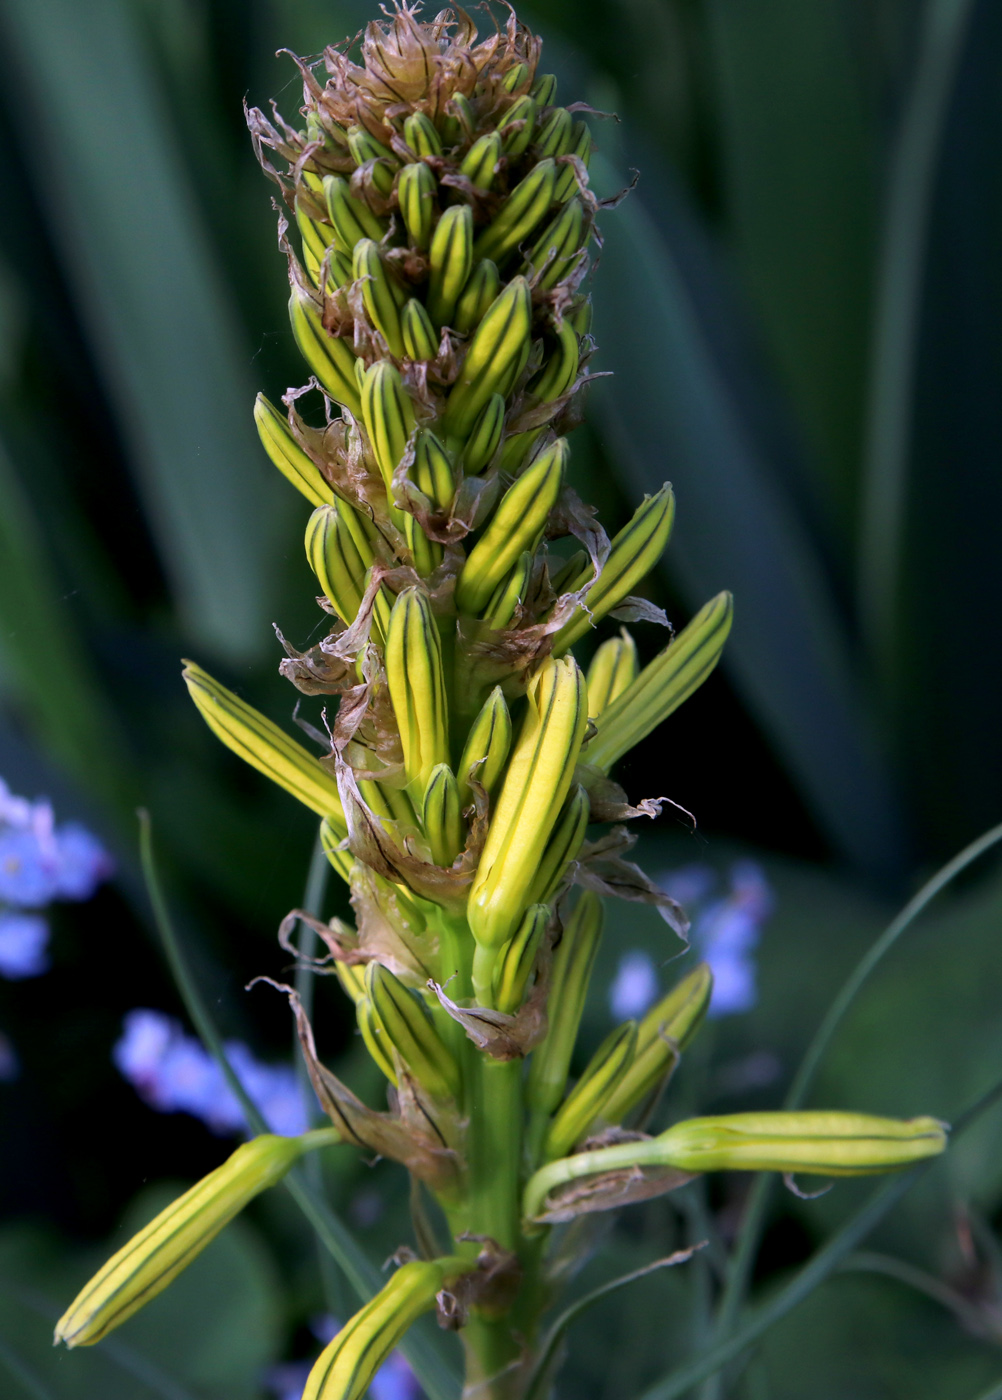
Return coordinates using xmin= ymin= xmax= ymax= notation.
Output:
xmin=609 ymin=949 xmax=659 ymax=1019
xmin=0 ymin=778 xmax=113 ymax=914
xmin=0 ymin=911 xmax=51 ymax=980
xmin=0 ymin=1031 xmax=20 ymax=1082
xmin=114 ymin=1008 xmax=310 ymax=1137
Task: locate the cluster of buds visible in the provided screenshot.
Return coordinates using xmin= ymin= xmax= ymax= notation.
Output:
xmin=57 ymin=8 xmax=947 ymax=1398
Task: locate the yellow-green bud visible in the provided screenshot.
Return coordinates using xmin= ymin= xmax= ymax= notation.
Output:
xmin=254 ymin=394 xmax=336 ymax=508
xmin=499 ymin=94 xmax=537 ymax=156
xmin=352 ymin=240 xmax=405 ymax=358
xmin=527 ymin=320 xmax=579 ymax=403
xmin=499 ymin=427 xmax=544 ymax=478
xmin=296 ymin=204 xmax=333 ymax=289
xmin=335 ymin=958 xmax=367 ymax=1005
xmin=524 ymin=784 xmax=590 ymax=908
xmin=482 ymin=551 xmax=531 ymax=630
xmin=454 ymin=438 xmax=567 ymax=614
xmin=402 ymin=509 xmax=443 ymax=576
xmin=397 ymin=161 xmax=437 ymax=249
xmin=427 ymin=204 xmax=474 ymax=329
xmin=305 ymin=501 xmax=381 ymax=627
xmin=468 ymin=656 xmax=588 ymax=950
xmin=460 ymin=131 xmax=503 ymax=191
xmin=357 ymin=992 xmax=398 ymax=1083
xmin=384 ymin=587 xmax=450 ymax=786
xmin=289 ymin=285 xmax=361 ymax=418
xmin=554 ymin=485 xmax=676 ymax=652
xmin=320 ymin=815 xmax=356 ymax=885
xmin=413 ymin=431 xmax=455 ymax=510
xmin=587 ymin=592 xmax=734 ymax=773
xmin=492 ymin=903 xmax=548 ymax=1013
xmin=55 ymin=1133 xmax=336 ymax=1347
xmin=347 ymin=124 xmax=398 ymax=170
xmin=454 ymin=259 xmax=501 ymax=336
xmin=532 ymin=72 xmax=558 ymax=105
xmin=544 ymin=1020 xmax=638 ymax=1162
xmin=535 ymin=107 xmax=573 ymax=159
xmin=587 ymin=631 xmax=639 ymax=717
xmin=457 ymin=686 xmax=512 ymax=808
xmin=444 ymin=276 xmax=533 ymax=437
xmin=360 ymin=361 xmax=416 ymax=492
xmin=525 ymin=197 xmax=584 ymax=291
xmin=463 ymin=393 xmax=505 ymax=474
xmin=365 ymin=963 xmax=461 ymax=1100
xmin=401 ymin=297 xmax=439 ymax=362
xmin=323 ymin=173 xmax=385 ymax=251
xmin=503 ymin=62 xmax=530 ymax=93
xmin=422 ymin=763 xmax=465 ymax=867
xmin=555 ymin=121 xmax=592 ymax=203
xmin=403 ymin=111 xmax=442 ymax=158
xmin=473 ymin=160 xmax=558 ymax=266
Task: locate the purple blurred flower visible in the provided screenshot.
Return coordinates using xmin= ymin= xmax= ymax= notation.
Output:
xmin=260 ymin=1317 xmax=420 ymax=1400
xmin=609 ymin=949 xmax=659 ymax=1019
xmin=114 ymin=1009 xmax=310 ymax=1137
xmin=0 ymin=911 xmax=51 ymax=979
xmin=0 ymin=779 xmax=112 ymax=913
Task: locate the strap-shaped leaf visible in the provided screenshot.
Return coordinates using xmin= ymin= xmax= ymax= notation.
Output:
xmin=183 ymin=662 xmax=345 ymax=827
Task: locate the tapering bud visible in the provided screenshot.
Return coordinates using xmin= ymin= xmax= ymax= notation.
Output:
xmin=525 ymin=892 xmax=603 ymax=1122
xmin=413 ymin=431 xmax=455 ymax=510
xmin=360 ymin=361 xmax=416 ymax=492
xmin=366 ymin=963 xmax=460 ymax=1100
xmin=463 ymin=393 xmax=505 ymax=474
xmin=352 ymin=240 xmax=405 ymax=357
xmin=183 ymin=663 xmax=346 ymax=829
xmin=555 ymin=121 xmax=592 ymax=203
xmin=357 ymin=993 xmax=398 ymax=1083
xmin=254 ymin=394 xmax=336 ymax=508
xmin=454 ymin=259 xmax=502 ymax=336
xmin=401 ymin=297 xmax=439 ymax=361
xmin=525 ymin=197 xmax=585 ymax=290
xmin=444 ymin=277 xmax=533 ymax=437
xmin=320 ymin=815 xmax=356 ymax=885
xmin=587 ymin=592 xmax=734 ymax=773
xmin=402 ymin=510 xmax=442 ymax=576
xmin=532 ymin=72 xmax=558 ymax=105
xmin=587 ymin=631 xmax=639 ymax=717
xmin=397 ymin=161 xmax=437 ymax=249
xmin=422 ymin=763 xmax=465 ymax=867
xmin=492 ymin=903 xmax=548 ymax=1014
xmin=503 ymin=62 xmax=530 ymax=93
xmin=443 ymin=92 xmax=476 ymax=143
xmin=482 ymin=551 xmax=531 ymax=630
xmin=499 ymin=94 xmax=537 ymax=156
xmin=524 ymin=784 xmax=589 ymax=907
xmin=457 ymin=686 xmax=512 ymax=808
xmin=544 ymin=1021 xmax=638 ymax=1161
xmin=527 ymin=320 xmax=579 ymax=403
xmin=427 ymin=204 xmax=474 ymax=329
xmin=403 ymin=111 xmax=442 ymax=157
xmin=454 ymin=438 xmax=567 ymax=613
xmin=460 ymin=132 xmax=503 ymax=191
xmin=535 ymin=108 xmax=573 ymax=159
xmin=468 ymin=656 xmax=588 ymax=950
xmin=336 ymin=959 xmax=366 ymax=1005
xmin=323 ymin=173 xmax=385 ymax=250
xmin=473 ymin=160 xmax=558 ymax=266
xmin=384 ymin=588 xmax=450 ymax=786
xmin=289 ymin=285 xmax=361 ymax=418
xmin=296 ymin=205 xmax=334 ymax=289
xmin=347 ymin=125 xmax=398 ymax=196
xmin=305 ymin=502 xmax=379 ymax=627
xmin=55 ymin=1133 xmax=336 ymax=1347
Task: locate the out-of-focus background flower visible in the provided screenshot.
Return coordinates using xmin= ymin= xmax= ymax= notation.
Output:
xmin=1 ymin=1 xmax=1001 ymax=1396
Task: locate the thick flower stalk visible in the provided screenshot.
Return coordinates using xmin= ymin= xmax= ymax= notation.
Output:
xmin=58 ymin=7 xmax=946 ymax=1398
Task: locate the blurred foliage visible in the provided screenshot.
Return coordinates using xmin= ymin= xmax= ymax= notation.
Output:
xmin=1 ymin=0 xmax=1001 ymax=1397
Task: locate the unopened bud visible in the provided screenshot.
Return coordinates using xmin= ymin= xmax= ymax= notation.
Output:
xmin=352 ymin=240 xmax=405 ymax=358
xmin=463 ymin=393 xmax=505 ymax=474
xmin=397 ymin=161 xmax=437 ymax=249
xmin=503 ymin=62 xmax=530 ymax=93
xmin=366 ymin=963 xmax=460 ymax=1100
xmin=499 ymin=94 xmax=537 ymax=156
xmin=457 ymin=687 xmax=512 ymax=809
xmin=360 ymin=361 xmax=416 ymax=493
xmin=384 ymin=587 xmax=450 ymax=786
xmin=587 ymin=631 xmax=639 ymax=717
xmin=473 ymin=160 xmax=558 ymax=266
xmin=525 ymin=197 xmax=585 ymax=291
xmin=413 ymin=431 xmax=455 ymax=510
xmin=323 ymin=173 xmax=386 ymax=251
xmin=493 ymin=904 xmax=548 ymax=1013
xmin=527 ymin=320 xmax=579 ymax=404
xmin=454 ymin=259 xmax=501 ymax=336
xmin=555 ymin=122 xmax=592 ymax=203
xmin=401 ymin=297 xmax=439 ymax=362
xmin=444 ymin=277 xmax=533 ymax=437
xmin=403 ymin=111 xmax=442 ymax=158
xmin=524 ymin=784 xmax=590 ymax=909
xmin=535 ymin=108 xmax=573 ymax=159
xmin=532 ymin=72 xmax=558 ymax=105
xmin=427 ymin=204 xmax=474 ymax=329
xmin=460 ymin=132 xmax=503 ymax=191
xmin=289 ymin=285 xmax=361 ymax=418
xmin=422 ymin=763 xmax=465 ymax=867
xmin=544 ymin=1020 xmax=637 ymax=1161
xmin=482 ymin=551 xmax=532 ymax=630
xmin=254 ymin=394 xmax=336 ymax=508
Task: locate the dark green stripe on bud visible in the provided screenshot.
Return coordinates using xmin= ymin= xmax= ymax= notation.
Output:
xmin=493 ymin=904 xmax=548 ymax=1013
xmin=499 ymin=95 xmax=537 ymax=156
xmin=422 ymin=763 xmax=464 ymax=867
xmin=403 ymin=511 xmax=442 ymax=577
xmin=587 ymin=631 xmax=639 ymax=717
xmin=482 ymin=550 xmax=531 ymax=630
xmin=473 ymin=160 xmax=558 ymax=266
xmin=305 ymin=503 xmax=369 ymax=626
xmin=555 ymin=121 xmax=592 ymax=203
xmin=427 ymin=204 xmax=474 ymax=329
xmin=397 ymin=161 xmax=437 ymax=249
xmin=503 ymin=62 xmax=530 ymax=93
xmin=525 ymin=197 xmax=585 ymax=290
xmin=554 ymin=485 xmax=676 ymax=651
xmin=460 ymin=132 xmax=503 ymax=191
xmin=254 ymin=394 xmax=335 ymax=508
xmin=524 ymin=783 xmax=589 ymax=907
xmin=587 ymin=592 xmax=733 ymax=773
xmin=289 ymin=285 xmax=361 ymax=418
xmin=535 ymin=108 xmax=573 ymax=159
xmin=357 ymin=993 xmax=398 ymax=1083
xmin=352 ymin=240 xmax=405 ymax=358
xmin=528 ymin=320 xmax=579 ymax=403
xmin=360 ymin=361 xmax=416 ymax=492
xmin=457 ymin=686 xmax=512 ymax=808
xmin=403 ymin=110 xmax=442 ymax=157
xmin=454 ymin=259 xmax=501 ymax=336
xmin=544 ymin=1021 xmax=637 ymax=1161
xmin=455 ymin=437 xmax=567 ymax=614
xmin=463 ymin=393 xmax=505 ymax=474
xmin=347 ymin=124 xmax=397 ymax=171
xmin=365 ymin=963 xmax=460 ymax=1100
xmin=413 ymin=431 xmax=455 ymax=510
xmin=444 ymin=276 xmax=533 ymax=437
xmin=401 ymin=298 xmax=439 ymax=362
xmin=323 ymin=174 xmax=386 ymax=250
xmin=385 ymin=587 xmax=450 ymax=786
xmin=531 ymin=72 xmax=558 ymax=105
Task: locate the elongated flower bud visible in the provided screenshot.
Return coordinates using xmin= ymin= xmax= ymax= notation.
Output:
xmin=427 ymin=204 xmax=473 ymax=329
xmin=468 ymin=657 xmax=588 ymax=950
xmin=524 ymin=783 xmax=589 ymax=908
xmin=360 ymin=361 xmax=416 ymax=492
xmin=535 ymin=107 xmax=573 ymax=159
xmin=403 ymin=110 xmax=442 ymax=157
xmin=323 ymin=173 xmax=385 ymax=250
xmin=600 ymin=962 xmax=713 ymax=1126
xmin=553 ymin=486 xmax=676 ymax=652
xmin=413 ymin=431 xmax=455 ymax=509
xmin=473 ymin=160 xmax=557 ymax=265
xmin=289 ymin=285 xmax=361 ymax=418
xmin=463 ymin=393 xmax=506 ymax=475
xmin=493 ymin=903 xmax=548 ymax=1013
xmin=397 ymin=161 xmax=437 ymax=249
xmin=352 ymin=240 xmax=405 ymax=358
xmin=357 ymin=992 xmax=398 ymax=1083
xmin=335 ymin=958 xmax=366 ymax=1005
xmin=454 ymin=259 xmax=501 ymax=336
xmin=55 ymin=1132 xmax=337 ymax=1347
xmin=454 ymin=438 xmax=567 ymax=613
xmin=482 ymin=551 xmax=532 ymax=630
xmin=528 ymin=319 xmax=579 ymax=404
xmin=587 ymin=631 xmax=639 ymax=717
xmin=403 ymin=510 xmax=442 ymax=576
xmin=184 ymin=663 xmax=345 ymax=828
xmin=554 ymin=121 xmax=592 ymax=203
xmin=587 ymin=592 xmax=734 ymax=773
xmin=460 ymin=133 xmax=502 ymax=192
xmin=457 ymin=686 xmax=512 ymax=808
xmin=254 ymin=394 xmax=336 ymax=508
xmin=305 ymin=503 xmax=372 ymax=626
xmin=444 ymin=277 xmax=533 ymax=437
xmin=532 ymin=72 xmax=558 ymax=104
xmin=544 ymin=1020 xmax=637 ymax=1161
xmin=366 ymin=963 xmax=460 ymax=1100
xmin=499 ymin=94 xmax=537 ymax=156
xmin=401 ymin=297 xmax=439 ymax=362
xmin=303 ymin=1257 xmax=469 ymax=1400
xmin=320 ymin=815 xmax=355 ymax=885
xmin=525 ymin=197 xmax=584 ymax=291
xmin=384 ymin=588 xmax=449 ymax=786
xmin=422 ymin=763 xmax=464 ymax=867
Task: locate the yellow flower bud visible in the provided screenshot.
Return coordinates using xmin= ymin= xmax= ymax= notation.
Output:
xmin=457 ymin=686 xmax=513 ymax=809
xmin=444 ymin=277 xmax=533 ymax=438
xmin=384 ymin=587 xmax=450 ymax=787
xmin=473 ymin=161 xmax=558 ymax=266
xmin=454 ymin=259 xmax=501 ymax=336
xmin=587 ymin=630 xmax=639 ymax=717
xmin=360 ymin=361 xmax=416 ymax=494
xmin=289 ymin=284 xmax=361 ymax=419
xmin=403 ymin=111 xmax=442 ymax=158
xmin=544 ymin=1020 xmax=637 ymax=1161
xmin=427 ymin=204 xmax=473 ymax=330
xmin=492 ymin=903 xmax=548 ymax=1013
xmin=323 ymin=173 xmax=385 ymax=251
xmin=460 ymin=132 xmax=503 ymax=191
xmin=254 ymin=394 xmax=336 ymax=509
xmin=524 ymin=784 xmax=590 ymax=908
xmin=397 ymin=161 xmax=437 ymax=249
xmin=352 ymin=239 xmax=405 ymax=358
xmin=366 ymin=963 xmax=461 ymax=1100
xmin=422 ymin=763 xmax=465 ymax=867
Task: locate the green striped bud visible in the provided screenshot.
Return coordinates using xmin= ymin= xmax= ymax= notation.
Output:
xmin=335 ymin=959 xmax=366 ymax=1005
xmin=454 ymin=259 xmax=501 ymax=336
xmin=600 ymin=963 xmax=713 ymax=1126
xmin=320 ymin=815 xmax=356 ymax=885
xmin=422 ymin=763 xmax=465 ymax=867
xmin=444 ymin=276 xmax=533 ymax=437
xmin=460 ymin=131 xmax=503 ymax=191
xmin=463 ymin=393 xmax=505 ymax=474
xmin=587 ymin=592 xmax=733 ymax=773
xmin=569 ymin=297 xmax=592 ymax=336
xmin=499 ymin=427 xmax=544 ymax=478
xmin=587 ymin=631 xmax=639 ymax=717
xmin=531 ymin=72 xmax=558 ymax=105
xmin=384 ymin=587 xmax=450 ymax=786
xmin=357 ymin=992 xmax=397 ymax=1083
xmin=468 ymin=656 xmax=588 ymax=951
xmin=347 ymin=126 xmax=398 ymax=196
xmin=254 ymin=394 xmax=335 ymax=508
xmin=525 ymin=198 xmax=584 ymax=291
xmin=403 ymin=110 xmax=442 ymax=157
xmin=457 ymin=686 xmax=512 ymax=808
xmin=427 ymin=204 xmax=474 ymax=329
xmin=413 ymin=431 xmax=455 ymax=510
xmin=499 ymin=95 xmax=537 ymax=156
xmin=401 ymin=297 xmax=439 ymax=361
xmin=544 ymin=1021 xmax=637 ymax=1161
xmin=403 ymin=512 xmax=442 ymax=576
xmin=397 ymin=161 xmax=437 ymax=250
xmin=528 ymin=321 xmax=579 ymax=403
xmin=524 ymin=783 xmax=589 ymax=907
xmin=534 ymin=107 xmax=573 ymax=159
xmin=482 ymin=550 xmax=531 ymax=630
xmin=360 ymin=361 xmax=416 ymax=492
xmin=358 ymin=778 xmax=414 ymax=828
xmin=525 ymin=891 xmax=603 ymax=1124
xmin=305 ymin=503 xmax=369 ymax=625
xmin=492 ymin=903 xmax=547 ymax=1014
xmin=323 ymin=174 xmax=386 ymax=250
xmin=352 ymin=240 xmax=405 ymax=357
xmin=303 ymin=1257 xmax=469 ymax=1400
xmin=503 ymin=62 xmax=530 ymax=93
xmin=183 ymin=662 xmax=346 ymax=829
xmin=306 ymin=111 xmax=349 ymax=152
xmin=555 ymin=121 xmax=592 ymax=203
xmin=473 ymin=160 xmax=557 ymax=266
xmin=366 ymin=963 xmax=460 ymax=1100
xmin=289 ymin=285 xmax=361 ymax=418
xmin=455 ymin=438 xmax=567 ymax=614
xmin=55 ymin=1132 xmax=337 ymax=1347
xmin=553 ymin=485 xmax=676 ymax=652
xmin=447 ymin=92 xmax=476 ymax=141
xmin=296 ymin=205 xmax=333 ymax=288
